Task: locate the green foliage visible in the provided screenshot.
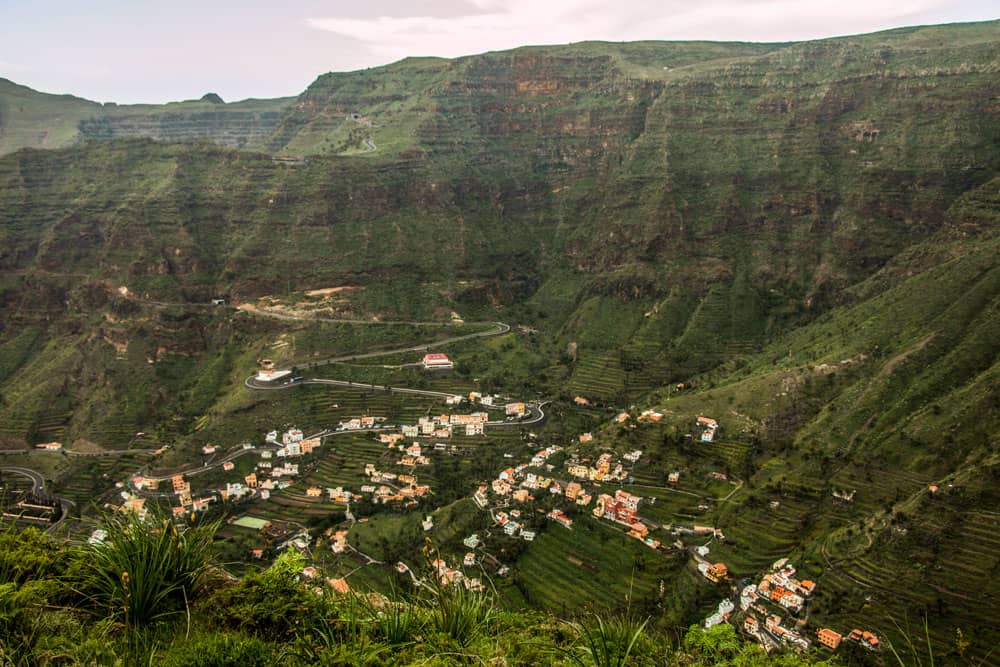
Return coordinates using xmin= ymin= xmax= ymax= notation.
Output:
xmin=202 ymin=548 xmax=321 ymax=640
xmin=0 ymin=18 xmax=997 ymax=665
xmin=0 ymin=526 xmax=841 ymax=666
xmin=161 ymin=632 xmax=282 ymax=667
xmin=0 ymin=526 xmax=66 ymax=584
xmin=0 ymin=327 xmax=42 ymax=385
xmin=428 ymin=583 xmax=495 ymax=648
xmin=363 ymin=595 xmax=425 ymax=647
xmin=75 ymin=510 xmax=218 ymax=626
xmin=0 ymin=579 xmax=63 ymax=663
xmin=682 ymin=625 xmax=819 ymax=666
xmin=566 ymin=613 xmax=649 ymax=667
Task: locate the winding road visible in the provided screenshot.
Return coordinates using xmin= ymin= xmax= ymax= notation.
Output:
xmin=2 ymin=302 xmax=534 ymax=528
xmin=0 ymin=465 xmax=76 ymax=533
xmin=246 ymin=374 xmax=548 ymax=428
xmin=240 ymin=310 xmax=547 ymax=427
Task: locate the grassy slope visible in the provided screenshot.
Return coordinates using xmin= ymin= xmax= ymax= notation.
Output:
xmin=639 ymin=184 xmax=999 ymax=657
xmin=0 ymin=78 xmax=292 ymax=155
xmin=0 ymin=78 xmax=101 ymax=154
xmin=0 ymin=21 xmax=997 ymax=659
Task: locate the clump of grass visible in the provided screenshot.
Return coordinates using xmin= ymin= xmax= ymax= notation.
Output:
xmin=294 ymin=589 xmax=397 ymax=666
xmin=75 ymin=509 xmax=218 ymax=627
xmin=430 ymin=584 xmax=494 ymax=647
xmin=887 ymin=616 xmax=995 ymax=667
xmin=422 ymin=538 xmax=494 ymax=647
xmin=361 ymin=588 xmax=425 ymax=647
xmin=566 ymin=613 xmax=649 ymax=667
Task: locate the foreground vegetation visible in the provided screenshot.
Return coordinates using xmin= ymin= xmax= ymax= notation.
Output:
xmin=0 ymin=516 xmax=855 ymax=667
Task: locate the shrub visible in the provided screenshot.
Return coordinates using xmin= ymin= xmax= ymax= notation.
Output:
xmin=369 ymin=598 xmax=424 ymax=647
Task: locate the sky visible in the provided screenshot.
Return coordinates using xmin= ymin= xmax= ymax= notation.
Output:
xmin=0 ymin=0 xmax=996 ymax=104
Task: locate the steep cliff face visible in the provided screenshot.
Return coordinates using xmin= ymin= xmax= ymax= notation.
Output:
xmin=0 ymin=23 xmax=997 ymax=337
xmin=573 ymin=27 xmax=1000 ymax=287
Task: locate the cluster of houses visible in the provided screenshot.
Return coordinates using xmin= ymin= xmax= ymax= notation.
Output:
xmin=592 ymin=489 xmax=660 ymax=549
xmin=447 ymin=391 xmax=499 ymax=407
xmin=755 ymin=561 xmax=816 ymax=613
xmin=429 ymin=557 xmax=485 ymax=591
xmin=495 ymin=509 xmax=539 ymax=540
xmin=704 ymin=598 xmax=736 ymax=629
xmin=134 ymin=472 xmax=227 ymax=517
xmin=306 ymin=485 xmax=355 ymax=503
xmin=736 ymin=559 xmax=864 ymax=654
xmin=265 ymin=428 xmax=322 ymax=458
xmin=814 ymin=627 xmax=881 ymax=652
xmin=400 ymin=412 xmax=489 ymax=438
xmin=383 ymin=440 xmax=433 ymax=466
xmin=612 ymin=409 xmax=663 ymax=425
xmin=362 ymin=463 xmax=431 ymax=505
xmin=337 ymin=416 xmax=388 ymax=432
xmin=130 ymin=427 xmax=322 ymax=519
xmin=485 ymin=445 xmax=566 ymax=501
xmin=698 ymin=561 xmax=730 ymax=583
xmin=329 ymin=528 xmax=349 ymax=554
xmin=112 ymin=491 xmax=149 ymax=520
xmin=473 ymin=442 xmax=667 ymax=555
xmin=639 ymin=410 xmax=664 ymax=422
xmin=566 ymin=451 xmax=635 ymax=483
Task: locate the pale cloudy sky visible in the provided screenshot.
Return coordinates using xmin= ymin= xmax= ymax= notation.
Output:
xmin=0 ymin=0 xmax=995 ymax=103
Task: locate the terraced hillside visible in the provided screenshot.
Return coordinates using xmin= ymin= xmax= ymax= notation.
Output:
xmin=0 ymin=19 xmax=997 ymax=662
xmin=0 ymin=78 xmax=292 ymax=155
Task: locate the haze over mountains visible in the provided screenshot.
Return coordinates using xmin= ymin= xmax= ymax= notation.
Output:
xmin=0 ymin=19 xmax=997 ymax=661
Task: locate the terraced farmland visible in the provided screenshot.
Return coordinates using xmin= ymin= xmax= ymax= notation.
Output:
xmin=305 ymin=436 xmax=389 ymax=489
xmin=512 ymin=515 xmax=681 ymax=616
xmin=814 ymin=504 xmax=1000 ymax=662
xmin=699 ymin=439 xmax=752 ymax=473
xmin=827 ymin=463 xmax=931 ymax=516
xmin=712 ymin=493 xmax=821 ymax=575
xmin=568 ymin=352 xmax=627 ymax=403
xmin=621 ymin=484 xmax=711 ymax=526
xmin=56 ymin=454 xmax=156 ymax=507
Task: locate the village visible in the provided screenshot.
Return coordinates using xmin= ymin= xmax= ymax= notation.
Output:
xmin=97 ymin=402 xmax=733 ymax=574
xmin=694 ymin=556 xmax=881 ymax=656
xmin=68 ymin=365 xmax=880 ymax=661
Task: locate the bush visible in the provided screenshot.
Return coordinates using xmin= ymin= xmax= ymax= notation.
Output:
xmin=369 ymin=598 xmax=425 ymax=647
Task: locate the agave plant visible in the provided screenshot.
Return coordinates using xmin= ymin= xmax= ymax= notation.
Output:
xmin=75 ymin=509 xmax=218 ymax=627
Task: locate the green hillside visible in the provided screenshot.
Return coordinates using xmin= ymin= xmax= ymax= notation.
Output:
xmin=0 ymin=78 xmax=292 ymax=155
xmin=0 ymin=18 xmax=998 ymax=664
